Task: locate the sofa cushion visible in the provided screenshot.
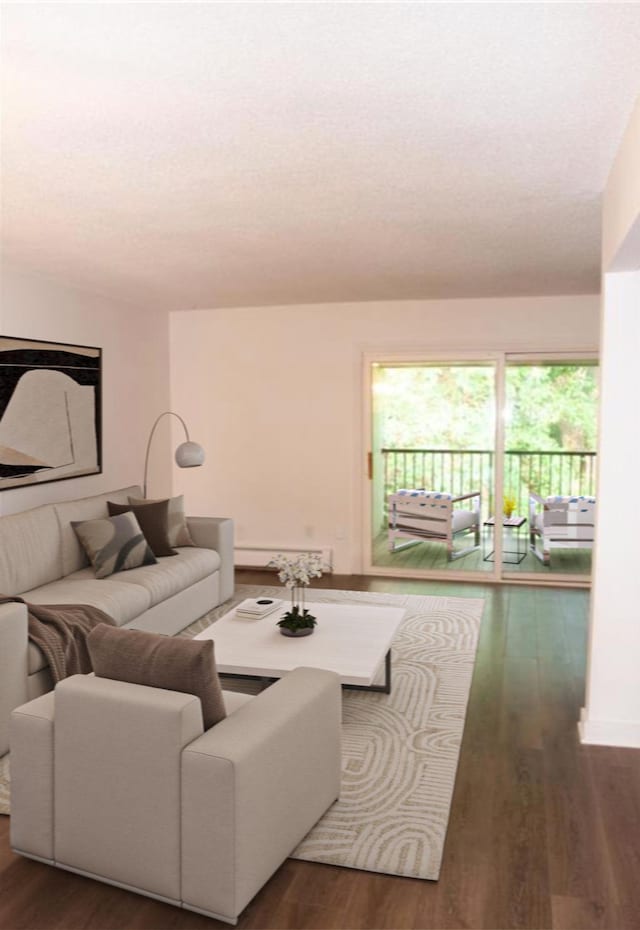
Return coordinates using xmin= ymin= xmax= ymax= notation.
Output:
xmin=23 ymin=572 xmax=153 ymax=676
xmin=54 ymin=485 xmax=142 ymax=576
xmin=27 ymin=641 xmax=49 ymax=675
xmin=22 ymin=574 xmax=152 ymax=629
xmin=0 ymin=504 xmax=61 ymax=596
xmin=108 ymin=499 xmax=177 ymax=558
xmin=87 ymin=624 xmax=227 ymax=729
xmin=114 ymin=548 xmax=220 ymax=607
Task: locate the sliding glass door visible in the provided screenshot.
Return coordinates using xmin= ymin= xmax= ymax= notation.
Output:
xmin=501 ymin=358 xmax=598 ymax=579
xmin=365 ymin=354 xmax=597 ymax=584
xmin=369 ymin=360 xmax=496 ymax=577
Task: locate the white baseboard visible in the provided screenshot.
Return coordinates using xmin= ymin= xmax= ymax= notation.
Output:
xmin=235 ymin=544 xmax=333 ymax=572
xmin=578 ymin=707 xmax=640 ymax=748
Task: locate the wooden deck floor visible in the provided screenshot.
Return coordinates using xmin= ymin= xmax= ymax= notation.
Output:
xmin=373 ymin=528 xmax=592 ymax=576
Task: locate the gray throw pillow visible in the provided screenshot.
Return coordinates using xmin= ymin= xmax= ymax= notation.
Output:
xmin=87 ymin=623 xmax=227 ymax=730
xmin=72 ymin=512 xmax=157 ymax=579
xmin=129 ymin=494 xmax=195 ymax=547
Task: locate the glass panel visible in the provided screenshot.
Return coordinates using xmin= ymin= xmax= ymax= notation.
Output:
xmin=370 ymin=362 xmax=495 ymax=574
xmin=502 ymin=361 xmax=598 ymax=578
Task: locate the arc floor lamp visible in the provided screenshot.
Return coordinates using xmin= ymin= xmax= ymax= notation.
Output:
xmin=143 ymin=411 xmax=205 ymax=497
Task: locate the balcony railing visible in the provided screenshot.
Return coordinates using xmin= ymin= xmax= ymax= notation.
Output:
xmin=381 ymin=448 xmax=597 ymax=518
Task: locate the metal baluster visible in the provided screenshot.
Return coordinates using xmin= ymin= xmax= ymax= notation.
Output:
xmin=570 ymin=455 xmax=575 ymax=495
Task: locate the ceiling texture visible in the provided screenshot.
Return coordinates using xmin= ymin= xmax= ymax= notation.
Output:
xmin=2 ymin=2 xmax=640 ymax=311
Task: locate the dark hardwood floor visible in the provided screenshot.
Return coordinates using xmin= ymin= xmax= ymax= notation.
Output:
xmin=1 ymin=570 xmax=639 ymax=930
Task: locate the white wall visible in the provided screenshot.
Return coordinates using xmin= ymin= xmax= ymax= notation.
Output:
xmin=602 ymin=96 xmax=640 ymax=271
xmin=581 ymin=272 xmax=640 ymax=747
xmin=581 ymin=96 xmax=640 ymax=749
xmin=0 ymin=263 xmax=172 ymax=515
xmin=170 ymin=294 xmax=599 ymax=573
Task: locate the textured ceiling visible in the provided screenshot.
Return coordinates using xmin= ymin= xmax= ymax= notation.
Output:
xmin=2 ymin=3 xmax=640 ymax=311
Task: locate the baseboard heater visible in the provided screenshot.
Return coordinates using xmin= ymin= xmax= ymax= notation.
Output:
xmin=234 ymin=545 xmax=333 ymax=572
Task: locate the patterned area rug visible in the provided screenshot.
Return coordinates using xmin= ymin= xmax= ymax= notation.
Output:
xmin=0 ymin=584 xmax=484 ymax=881
xmin=183 ymin=584 xmax=484 ymax=880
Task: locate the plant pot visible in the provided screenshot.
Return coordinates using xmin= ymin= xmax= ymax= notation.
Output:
xmin=279 ymin=626 xmax=314 ymax=637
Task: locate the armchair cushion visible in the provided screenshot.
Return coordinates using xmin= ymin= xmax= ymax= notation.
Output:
xmin=87 ymin=624 xmax=226 ymax=729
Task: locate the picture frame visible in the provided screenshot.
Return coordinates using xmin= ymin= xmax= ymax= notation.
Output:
xmin=0 ymin=335 xmax=102 ymax=491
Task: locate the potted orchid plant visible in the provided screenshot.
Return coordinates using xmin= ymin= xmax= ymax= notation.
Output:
xmin=269 ymin=552 xmax=324 ymax=636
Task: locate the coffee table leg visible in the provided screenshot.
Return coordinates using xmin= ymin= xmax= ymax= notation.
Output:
xmin=343 ymin=650 xmax=392 ymax=694
xmin=218 ymin=672 xmax=276 ymax=691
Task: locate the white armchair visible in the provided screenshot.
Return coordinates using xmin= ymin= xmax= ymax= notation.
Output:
xmin=388 ymin=488 xmax=481 ymax=561
xmin=529 ymin=493 xmax=596 ymax=565
xmin=10 ymin=668 xmax=341 ymax=925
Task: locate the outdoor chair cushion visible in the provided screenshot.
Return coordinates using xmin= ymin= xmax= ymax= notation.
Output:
xmin=451 ymin=510 xmax=476 ymax=532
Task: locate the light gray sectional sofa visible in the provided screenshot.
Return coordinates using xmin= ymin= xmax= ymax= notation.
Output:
xmin=0 ymin=485 xmax=234 ymax=755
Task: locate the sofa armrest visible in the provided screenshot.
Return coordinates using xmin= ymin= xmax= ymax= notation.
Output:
xmin=10 ymin=691 xmax=56 ymax=860
xmin=452 ymin=490 xmax=481 ymax=506
xmin=0 ymin=601 xmax=29 ymax=756
xmin=529 ymin=492 xmax=544 ymax=526
xmin=181 ymin=667 xmax=341 ymax=923
xmin=54 ymin=675 xmax=204 ymax=901
xmin=187 ymin=516 xmax=234 ymax=603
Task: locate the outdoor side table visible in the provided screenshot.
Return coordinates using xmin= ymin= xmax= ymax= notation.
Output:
xmin=483 ymin=515 xmax=527 ymax=564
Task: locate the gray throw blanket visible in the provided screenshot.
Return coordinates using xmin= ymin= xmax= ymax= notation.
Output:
xmin=0 ymin=595 xmax=116 ymax=683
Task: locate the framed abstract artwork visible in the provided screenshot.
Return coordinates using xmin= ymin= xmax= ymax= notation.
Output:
xmin=0 ymin=336 xmax=102 ymax=491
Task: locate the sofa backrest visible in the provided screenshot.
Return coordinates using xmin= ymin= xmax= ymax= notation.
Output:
xmin=0 ymin=503 xmax=61 ymax=595
xmin=54 ymin=485 xmax=142 ymax=576
xmin=0 ymin=485 xmax=143 ymax=595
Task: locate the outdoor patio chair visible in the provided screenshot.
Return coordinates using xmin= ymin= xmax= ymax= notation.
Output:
xmin=388 ymin=488 xmax=481 ymax=561
xmin=529 ymin=493 xmax=596 ymax=565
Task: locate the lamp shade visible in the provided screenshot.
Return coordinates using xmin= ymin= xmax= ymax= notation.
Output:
xmin=175 ymin=440 xmax=205 ymax=468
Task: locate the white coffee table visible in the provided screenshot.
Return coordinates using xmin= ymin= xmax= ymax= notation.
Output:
xmin=195 ymin=600 xmax=406 ymax=694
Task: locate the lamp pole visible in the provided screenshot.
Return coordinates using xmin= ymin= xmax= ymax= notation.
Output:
xmin=143 ymin=411 xmax=192 ymax=497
